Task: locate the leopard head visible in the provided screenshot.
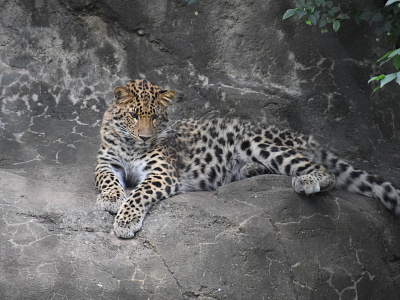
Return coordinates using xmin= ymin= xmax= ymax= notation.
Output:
xmin=111 ymin=79 xmax=176 ymax=148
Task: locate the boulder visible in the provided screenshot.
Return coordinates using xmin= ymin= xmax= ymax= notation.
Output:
xmin=1 ymin=169 xmax=399 ymax=299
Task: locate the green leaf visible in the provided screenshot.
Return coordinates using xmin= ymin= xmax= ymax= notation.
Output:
xmin=371 ymin=13 xmax=383 ymax=23
xmin=368 ymin=74 xmax=385 ymax=84
xmin=388 ymin=48 xmax=400 ymax=58
xmin=372 ymin=86 xmax=381 ymax=94
xmin=308 ymin=14 xmax=318 ymax=25
xmin=319 ymin=19 xmax=327 ymax=27
xmin=305 ymin=2 xmax=315 ymax=12
xmin=377 ymin=50 xmax=395 ymax=62
xmin=383 ymin=20 xmax=393 ymax=32
xmin=396 ymin=72 xmax=400 ymax=85
xmin=380 ymin=73 xmax=397 ymax=87
xmin=283 ymin=9 xmax=298 ymax=20
xmin=333 ymin=20 xmax=340 ymax=32
xmin=393 ymin=55 xmax=400 ymax=70
xmin=331 ymin=7 xmax=339 ymax=13
xmin=379 ymin=57 xmax=392 ymax=66
xmin=354 ymin=12 xmax=362 ymax=24
xmin=386 ymin=0 xmax=400 ymax=6
xmin=391 ymin=27 xmax=400 ymax=36
xmin=305 ymin=20 xmax=312 ymax=25
xmin=296 ymin=10 xmax=307 ymax=18
xmin=360 ymin=11 xmax=374 ymax=21
xmin=337 ymin=14 xmax=350 ymax=20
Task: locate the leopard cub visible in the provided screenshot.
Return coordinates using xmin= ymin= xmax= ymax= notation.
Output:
xmin=95 ymin=79 xmax=400 ymax=238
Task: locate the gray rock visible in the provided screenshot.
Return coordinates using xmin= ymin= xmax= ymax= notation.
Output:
xmin=1 ymin=170 xmax=399 ymax=299
xmin=1 ymin=0 xmax=399 ymax=299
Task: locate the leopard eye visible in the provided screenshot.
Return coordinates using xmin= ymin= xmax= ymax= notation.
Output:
xmin=130 ymin=112 xmax=138 ymax=119
xmin=152 ymin=115 xmax=159 ymax=120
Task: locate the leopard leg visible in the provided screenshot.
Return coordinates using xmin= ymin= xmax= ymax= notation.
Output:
xmin=292 ymin=168 xmax=336 ymax=195
xmin=240 ymin=139 xmax=336 ymax=196
xmin=95 ymin=163 xmax=126 ymax=214
xmin=239 ymin=162 xmax=272 ymax=178
xmin=113 ymin=177 xmax=181 ymax=239
xmin=261 ymin=132 xmax=336 ymax=194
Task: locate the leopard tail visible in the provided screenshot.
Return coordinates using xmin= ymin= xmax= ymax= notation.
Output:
xmin=312 ymin=149 xmax=400 ymax=215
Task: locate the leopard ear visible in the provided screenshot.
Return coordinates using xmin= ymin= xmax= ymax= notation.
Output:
xmin=114 ymin=86 xmax=132 ymax=104
xmin=158 ymin=91 xmax=176 ymax=107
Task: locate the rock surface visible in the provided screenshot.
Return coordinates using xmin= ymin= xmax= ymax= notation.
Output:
xmin=1 ymin=0 xmax=400 ymax=299
xmin=1 ymin=169 xmax=400 ymax=299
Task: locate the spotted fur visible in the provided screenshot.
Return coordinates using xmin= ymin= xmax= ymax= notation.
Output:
xmin=95 ymin=79 xmax=400 ymax=238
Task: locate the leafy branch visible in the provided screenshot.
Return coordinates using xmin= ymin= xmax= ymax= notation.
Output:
xmin=283 ymin=0 xmax=349 ymax=33
xmin=368 ymin=48 xmax=400 ymax=93
xmin=283 ymin=0 xmax=400 ymax=92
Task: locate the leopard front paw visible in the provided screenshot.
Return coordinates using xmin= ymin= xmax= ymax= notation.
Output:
xmin=113 ymin=207 xmax=145 ymax=239
xmin=97 ymin=191 xmax=126 ymax=214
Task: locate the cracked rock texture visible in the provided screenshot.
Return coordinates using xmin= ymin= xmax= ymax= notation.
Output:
xmin=0 ymin=0 xmax=399 ymax=299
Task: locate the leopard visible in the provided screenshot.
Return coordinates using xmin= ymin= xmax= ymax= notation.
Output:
xmin=95 ymin=79 xmax=400 ymax=239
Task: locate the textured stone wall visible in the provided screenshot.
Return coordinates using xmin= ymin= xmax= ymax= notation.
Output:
xmin=1 ymin=0 xmax=400 ymax=172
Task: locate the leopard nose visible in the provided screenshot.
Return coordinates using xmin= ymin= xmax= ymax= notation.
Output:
xmin=140 ymin=136 xmax=151 ymax=142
